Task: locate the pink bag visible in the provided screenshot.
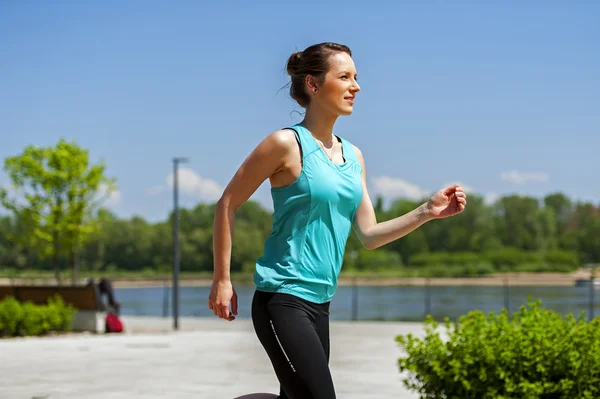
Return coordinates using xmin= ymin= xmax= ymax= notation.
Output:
xmin=105 ymin=313 xmax=124 ymax=333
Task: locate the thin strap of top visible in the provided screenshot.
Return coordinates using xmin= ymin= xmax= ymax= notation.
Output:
xmin=339 ymin=136 xmax=358 ymax=163
xmin=286 ymin=123 xmax=359 ymax=166
xmin=285 ymin=124 xmax=321 ymax=158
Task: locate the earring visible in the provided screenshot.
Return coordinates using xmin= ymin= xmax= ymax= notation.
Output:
xmin=314 ymin=88 xmax=318 ymax=93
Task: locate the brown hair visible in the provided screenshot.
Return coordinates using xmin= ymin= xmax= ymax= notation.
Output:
xmin=285 ymin=42 xmax=352 ymax=108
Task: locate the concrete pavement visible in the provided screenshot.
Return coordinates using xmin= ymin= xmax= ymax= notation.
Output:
xmin=0 ymin=316 xmax=427 ymax=399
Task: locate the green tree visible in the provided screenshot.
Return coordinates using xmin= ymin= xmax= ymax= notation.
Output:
xmin=493 ymin=195 xmax=543 ymax=251
xmin=0 ymin=139 xmax=116 ymax=284
xmin=568 ymin=202 xmax=600 ymax=264
xmin=462 ymin=195 xmax=503 ymax=252
xmin=383 ymin=198 xmax=429 ymax=264
xmin=0 ymin=215 xmax=21 ymax=269
xmin=1 ymin=188 xmax=597 ymax=274
xmin=536 ymin=206 xmax=559 ymax=252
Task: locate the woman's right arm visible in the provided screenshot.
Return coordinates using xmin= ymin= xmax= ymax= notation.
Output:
xmin=209 ymin=129 xmax=296 ymax=321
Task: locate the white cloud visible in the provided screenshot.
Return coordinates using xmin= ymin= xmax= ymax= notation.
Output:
xmin=106 ymin=189 xmax=121 ymax=206
xmin=97 ymin=183 xmax=121 ymax=206
xmin=370 ymin=176 xmax=430 ymax=201
xmin=484 ymin=192 xmax=500 ymax=205
xmin=500 ymin=170 xmax=548 ymax=184
xmin=150 ymin=167 xmax=223 ymax=202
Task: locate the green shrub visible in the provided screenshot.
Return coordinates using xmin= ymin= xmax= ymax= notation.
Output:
xmin=461 ymin=261 xmax=496 ymax=276
xmin=396 ymin=300 xmax=600 ymax=398
xmin=407 ymin=249 xmax=580 ymax=275
xmin=408 ymin=252 xmax=495 ymax=277
xmin=45 ymin=295 xmax=75 ymax=331
xmin=513 ymin=262 xmax=575 ymax=273
xmin=0 ymin=295 xmax=75 ymax=337
xmin=543 ymin=250 xmax=579 ymax=269
xmin=483 ymin=249 xmax=579 ymax=273
xmin=409 ymin=252 xmax=482 ymax=268
xmin=484 ymin=248 xmax=542 ymax=270
xmin=355 ymin=249 xmax=403 ymax=270
xmin=0 ymin=296 xmax=24 ymax=336
xmin=418 ymin=264 xmax=455 ymax=278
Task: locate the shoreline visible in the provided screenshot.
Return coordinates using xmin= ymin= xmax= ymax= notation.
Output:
xmin=1 ymin=269 xmax=592 ymax=288
xmin=111 ymin=272 xmax=588 ymax=288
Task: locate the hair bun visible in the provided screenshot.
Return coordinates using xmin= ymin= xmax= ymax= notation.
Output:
xmin=286 ymin=51 xmax=303 ymax=76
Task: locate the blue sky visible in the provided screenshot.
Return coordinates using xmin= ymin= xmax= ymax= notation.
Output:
xmin=2 ymin=1 xmax=598 ymax=222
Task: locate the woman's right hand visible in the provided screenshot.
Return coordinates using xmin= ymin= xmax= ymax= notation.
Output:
xmin=208 ymin=279 xmax=238 ymax=321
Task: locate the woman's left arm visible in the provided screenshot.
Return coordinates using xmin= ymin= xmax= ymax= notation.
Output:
xmin=352 ymin=145 xmax=467 ymax=250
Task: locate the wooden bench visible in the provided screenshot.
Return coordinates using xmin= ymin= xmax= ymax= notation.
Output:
xmin=0 ymin=283 xmax=109 ymax=333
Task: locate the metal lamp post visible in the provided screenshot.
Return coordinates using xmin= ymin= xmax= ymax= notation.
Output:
xmin=172 ymin=157 xmax=188 ymax=330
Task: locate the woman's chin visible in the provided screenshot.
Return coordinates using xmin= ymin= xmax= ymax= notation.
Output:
xmin=338 ymin=105 xmax=354 ymax=116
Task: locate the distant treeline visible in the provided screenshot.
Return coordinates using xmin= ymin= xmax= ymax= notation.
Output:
xmin=0 ymin=192 xmax=598 ymax=277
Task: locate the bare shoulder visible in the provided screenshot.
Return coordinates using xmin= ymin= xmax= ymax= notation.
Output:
xmin=256 ymin=128 xmax=298 ymax=156
xmin=268 ymin=128 xmax=298 ymax=149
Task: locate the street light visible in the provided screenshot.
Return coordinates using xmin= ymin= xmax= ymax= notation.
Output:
xmin=172 ymin=157 xmax=188 ymax=330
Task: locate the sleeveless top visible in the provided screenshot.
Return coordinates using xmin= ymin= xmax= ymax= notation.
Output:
xmin=253 ymin=124 xmax=364 ymax=304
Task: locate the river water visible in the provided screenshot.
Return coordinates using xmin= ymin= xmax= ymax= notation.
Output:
xmin=115 ymin=283 xmax=599 ymax=322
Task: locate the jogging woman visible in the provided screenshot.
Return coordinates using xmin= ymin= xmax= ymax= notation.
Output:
xmin=209 ymin=42 xmax=467 ymax=399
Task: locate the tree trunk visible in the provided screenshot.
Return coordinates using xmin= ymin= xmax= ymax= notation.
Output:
xmin=53 ymin=232 xmax=61 ymax=285
xmin=71 ymin=248 xmax=79 ymax=285
xmin=52 ymin=198 xmax=63 ymax=285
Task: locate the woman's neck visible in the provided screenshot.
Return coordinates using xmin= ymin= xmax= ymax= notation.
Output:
xmin=300 ymin=107 xmax=338 ymax=144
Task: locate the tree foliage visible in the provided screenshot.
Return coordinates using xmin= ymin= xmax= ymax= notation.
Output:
xmin=1 ymin=188 xmax=598 ymax=275
xmin=0 ymin=139 xmax=116 ymax=282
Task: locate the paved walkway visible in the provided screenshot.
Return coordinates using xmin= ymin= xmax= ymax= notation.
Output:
xmin=0 ymin=316 xmax=427 ymax=399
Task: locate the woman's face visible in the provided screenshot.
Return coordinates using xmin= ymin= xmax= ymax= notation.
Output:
xmin=314 ymin=52 xmax=361 ymax=116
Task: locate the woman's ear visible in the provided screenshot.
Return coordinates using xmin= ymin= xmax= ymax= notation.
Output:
xmin=305 ymin=75 xmax=319 ymax=94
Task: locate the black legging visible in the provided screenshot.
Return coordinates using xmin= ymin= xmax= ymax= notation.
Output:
xmin=251 ymin=290 xmax=336 ymax=399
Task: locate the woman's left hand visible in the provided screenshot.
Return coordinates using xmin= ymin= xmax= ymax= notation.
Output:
xmin=426 ymin=184 xmax=467 ymax=219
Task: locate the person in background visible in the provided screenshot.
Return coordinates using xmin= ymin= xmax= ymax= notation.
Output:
xmin=97 ymin=278 xmax=121 ymax=316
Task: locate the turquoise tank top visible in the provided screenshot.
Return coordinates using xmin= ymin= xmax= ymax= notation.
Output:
xmin=254 ymin=124 xmax=364 ymax=304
